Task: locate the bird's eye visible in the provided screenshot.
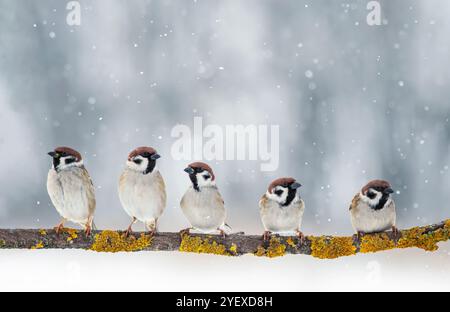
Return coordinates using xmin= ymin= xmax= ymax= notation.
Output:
xmin=133 ymin=159 xmax=143 ymax=165
xmin=275 ymin=190 xmax=284 ymax=196
xmin=203 ymin=174 xmax=210 ymax=180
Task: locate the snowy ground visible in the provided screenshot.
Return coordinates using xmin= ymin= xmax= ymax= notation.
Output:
xmin=1 ymin=241 xmax=450 ymax=291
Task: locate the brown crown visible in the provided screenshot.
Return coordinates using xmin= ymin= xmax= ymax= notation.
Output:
xmin=188 ymin=162 xmax=215 ymax=181
xmin=54 ymin=147 xmax=82 ymax=162
xmin=128 ymin=147 xmax=157 ymax=161
xmin=362 ymin=180 xmax=392 ymax=194
xmin=268 ymin=177 xmax=297 ymax=193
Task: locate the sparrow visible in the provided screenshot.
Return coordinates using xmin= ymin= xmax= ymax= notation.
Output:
xmin=180 ymin=162 xmax=228 ymax=237
xmin=259 ymin=178 xmax=305 ymax=242
xmin=349 ymin=179 xmax=398 ymax=238
xmin=118 ymin=147 xmax=166 ymax=236
xmin=47 ymin=147 xmax=96 ymax=236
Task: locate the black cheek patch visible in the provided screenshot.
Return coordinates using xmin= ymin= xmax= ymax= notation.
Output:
xmin=65 ymin=158 xmax=76 ymax=165
xmin=367 ymin=191 xmax=377 ymax=199
xmin=275 ymin=190 xmax=283 ymax=196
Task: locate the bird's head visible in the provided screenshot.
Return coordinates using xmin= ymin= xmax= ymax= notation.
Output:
xmin=360 ymin=179 xmax=394 ymax=209
xmin=126 ymin=146 xmax=161 ymax=175
xmin=266 ymin=177 xmax=302 ymax=206
xmin=184 ymin=162 xmax=216 ymax=191
xmin=48 ymin=147 xmax=83 ymax=172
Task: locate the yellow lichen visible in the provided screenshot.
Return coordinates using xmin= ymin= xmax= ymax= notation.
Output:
xmin=445 ymin=219 xmax=450 ymax=229
xmin=31 ymin=241 xmax=44 ymax=250
xmin=397 ymin=226 xmax=450 ymax=252
xmin=229 ymin=243 xmax=238 ymax=255
xmin=179 ymin=234 xmax=231 ymax=256
xmin=90 ymin=230 xmax=152 ymax=253
xmin=63 ymin=228 xmax=79 ymax=242
xmin=286 ymin=237 xmax=297 ymax=248
xmin=360 ymin=233 xmax=395 ymax=253
xmin=39 ymin=229 xmax=47 ymax=236
xmin=254 ymin=236 xmax=286 ymax=258
xmin=254 ymin=246 xmax=266 ymax=257
xmin=310 ymin=236 xmax=356 ymax=259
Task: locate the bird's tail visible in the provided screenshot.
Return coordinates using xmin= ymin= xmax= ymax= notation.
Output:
xmin=221 ymin=223 xmax=244 ymax=235
xmin=224 ymin=223 xmax=232 ymax=231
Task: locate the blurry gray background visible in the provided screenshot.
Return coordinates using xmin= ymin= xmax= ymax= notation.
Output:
xmin=0 ymin=0 xmax=448 ymax=235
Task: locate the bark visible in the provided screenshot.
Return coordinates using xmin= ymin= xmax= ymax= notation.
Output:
xmin=0 ymin=219 xmax=449 ymax=259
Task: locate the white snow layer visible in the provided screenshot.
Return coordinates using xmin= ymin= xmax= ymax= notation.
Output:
xmin=1 ymin=242 xmax=449 ymax=291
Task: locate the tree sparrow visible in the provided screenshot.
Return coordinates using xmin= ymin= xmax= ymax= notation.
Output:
xmin=180 ymin=162 xmax=228 ymax=236
xmin=47 ymin=147 xmax=96 ymax=236
xmin=118 ymin=147 xmax=166 ymax=236
xmin=350 ymin=179 xmax=398 ymax=238
xmin=259 ymin=178 xmax=305 ymax=242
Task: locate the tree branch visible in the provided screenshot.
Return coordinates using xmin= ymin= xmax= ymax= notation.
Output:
xmin=0 ymin=219 xmax=449 ymax=259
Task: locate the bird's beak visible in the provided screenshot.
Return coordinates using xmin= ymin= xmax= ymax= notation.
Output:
xmin=48 ymin=151 xmax=58 ymax=158
xmin=290 ymin=182 xmax=302 ymax=190
xmin=384 ymin=188 xmax=394 ymax=195
xmin=184 ymin=167 xmax=195 ymax=174
xmin=151 ymin=154 xmax=161 ymax=160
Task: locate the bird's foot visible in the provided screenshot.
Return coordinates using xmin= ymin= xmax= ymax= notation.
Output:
xmin=84 ymin=225 xmax=92 ymax=237
xmin=124 ymin=217 xmax=137 ymax=237
xmin=218 ymin=229 xmax=227 ymax=239
xmin=353 ymin=231 xmax=365 ymax=241
xmin=147 ymin=230 xmax=156 ymax=238
xmin=263 ymin=231 xmax=272 ymax=242
xmin=296 ymin=231 xmax=306 ymax=245
xmin=392 ymin=226 xmax=400 ymax=241
xmin=179 ymin=228 xmax=191 ymax=238
xmin=124 ymin=227 xmax=133 ymax=238
xmin=54 ymin=223 xmax=65 ymax=235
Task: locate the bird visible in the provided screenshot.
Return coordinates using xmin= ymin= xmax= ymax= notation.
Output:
xmin=47 ymin=147 xmax=96 ymax=236
xmin=180 ymin=162 xmax=228 ymax=237
xmin=118 ymin=146 xmax=166 ymax=236
xmin=349 ymin=179 xmax=398 ymax=239
xmin=259 ymin=177 xmax=305 ymax=242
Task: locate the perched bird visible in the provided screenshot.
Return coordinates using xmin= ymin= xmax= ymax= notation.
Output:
xmin=259 ymin=178 xmax=305 ymax=242
xmin=180 ymin=162 xmax=228 ymax=236
xmin=349 ymin=179 xmax=398 ymax=238
xmin=47 ymin=147 xmax=96 ymax=236
xmin=118 ymin=147 xmax=166 ymax=236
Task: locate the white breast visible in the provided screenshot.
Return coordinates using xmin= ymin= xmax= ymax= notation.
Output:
xmin=47 ymin=167 xmax=95 ymax=224
xmin=118 ymin=169 xmax=167 ymax=223
xmin=180 ymin=186 xmax=226 ymax=233
xmin=260 ymin=197 xmax=305 ymax=234
xmin=351 ymin=199 xmax=396 ymax=234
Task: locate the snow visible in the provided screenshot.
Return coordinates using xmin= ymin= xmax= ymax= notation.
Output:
xmin=1 ymin=243 xmax=450 ymax=291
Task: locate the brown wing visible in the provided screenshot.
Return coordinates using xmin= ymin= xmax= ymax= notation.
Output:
xmin=349 ymin=193 xmax=360 ymax=211
xmin=81 ymin=166 xmax=96 ymax=216
xmin=215 ymin=188 xmax=225 ymax=206
xmin=259 ymin=194 xmax=268 ymax=211
xmin=155 ymin=171 xmax=167 ymax=207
